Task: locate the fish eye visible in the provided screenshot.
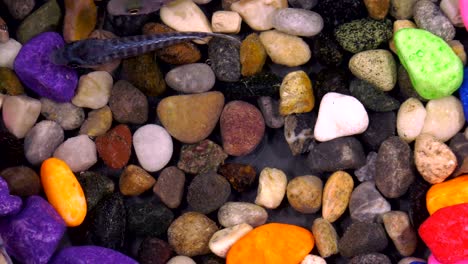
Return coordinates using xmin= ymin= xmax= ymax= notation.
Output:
xmin=128 ymin=8 xmax=140 ymax=15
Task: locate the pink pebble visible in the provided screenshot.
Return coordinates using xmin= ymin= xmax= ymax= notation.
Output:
xmin=460 ymin=0 xmax=468 ymax=30
xmin=429 ymin=254 xmax=468 ymax=264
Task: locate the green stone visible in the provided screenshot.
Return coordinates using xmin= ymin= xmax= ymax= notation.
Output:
xmin=16 ymin=0 xmax=62 ymax=44
xmin=395 ymin=28 xmax=463 ymax=100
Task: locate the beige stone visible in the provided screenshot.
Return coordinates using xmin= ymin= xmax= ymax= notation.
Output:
xmin=322 ymin=171 xmax=354 ymax=223
xmin=449 ymin=40 xmax=467 ymax=65
xmin=286 ymin=175 xmax=322 ymax=214
xmin=72 ymin=71 xmax=113 ymax=109
xmin=231 ymin=0 xmax=287 ymax=31
xmin=349 ymin=49 xmax=397 ymax=91
xmin=279 ymin=71 xmax=314 ymax=115
xmin=259 ymin=30 xmax=311 ymax=67
xmin=119 ymin=164 xmax=156 ymax=196
xmin=209 ymin=223 xmax=253 ymax=258
xmin=212 ymin=11 xmax=242 ymax=33
xmin=255 ymin=167 xmax=287 ymax=209
xmin=397 ymin=98 xmax=426 ymax=143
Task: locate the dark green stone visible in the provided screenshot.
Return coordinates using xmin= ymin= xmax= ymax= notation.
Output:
xmin=315 ymin=68 xmax=350 ymax=102
xmin=126 ymin=201 xmax=174 ymax=237
xmin=77 ymin=171 xmax=115 ymax=212
xmin=349 ymin=78 xmax=400 ymax=112
xmin=217 ymin=72 xmax=281 ymax=100
xmin=313 ymin=32 xmax=344 ymax=66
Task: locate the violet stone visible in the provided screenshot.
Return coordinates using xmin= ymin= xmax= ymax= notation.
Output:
xmin=0 ymin=177 xmax=22 ymax=216
xmin=13 ymin=32 xmax=78 ymax=102
xmin=50 ymin=246 xmax=138 ymax=264
xmin=0 ymin=196 xmax=66 ymax=264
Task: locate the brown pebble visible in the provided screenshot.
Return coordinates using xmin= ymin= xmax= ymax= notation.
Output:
xmin=0 ymin=67 xmax=25 ymax=95
xmin=240 ymin=33 xmax=267 ymax=77
xmin=322 ymin=171 xmax=354 ymax=223
xmin=79 ymin=106 xmax=113 ymax=137
xmin=0 ymin=17 xmax=9 ymax=43
xmin=153 ymin=166 xmax=186 ymax=209
xmin=364 ymin=0 xmax=390 ymax=20
xmin=119 ymin=165 xmax=156 ymax=196
xmin=286 ymin=175 xmax=323 ymax=214
xmin=96 ymin=124 xmax=132 ymax=170
xmin=63 ymin=0 xmax=97 ymax=43
xmin=121 ymin=53 xmax=166 ymax=96
xmin=218 ymin=163 xmax=256 ymax=192
xmin=382 ymin=211 xmax=417 ymax=256
xmin=312 ymin=218 xmax=339 ymax=258
xmin=0 ymin=166 xmax=41 ymax=196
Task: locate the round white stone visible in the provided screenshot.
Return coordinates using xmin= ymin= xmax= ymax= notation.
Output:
xmin=0 ymin=39 xmax=22 ymax=69
xmin=167 ymin=256 xmax=196 ymax=264
xmin=133 ymin=124 xmax=173 ymax=172
xmin=272 ymin=8 xmax=324 ymax=37
xmin=397 ymin=98 xmax=426 ymax=142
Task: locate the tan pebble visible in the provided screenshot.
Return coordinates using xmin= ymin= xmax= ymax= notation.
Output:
xmin=79 ymin=106 xmax=113 ymax=137
xmin=259 ymin=30 xmax=311 ymax=67
xmin=449 ymin=40 xmax=467 ymax=65
xmin=311 ymin=218 xmax=339 ymax=258
xmin=209 ymin=223 xmax=253 ymax=258
xmin=397 ymin=98 xmax=426 ymax=143
xmin=240 ymin=33 xmax=267 ymax=76
xmin=382 ymin=211 xmax=418 ymax=256
xmin=255 ymin=167 xmax=287 ymax=209
xmin=72 ymin=71 xmax=113 ymax=109
xmin=286 ymin=175 xmax=322 ymax=214
xmin=322 ymin=171 xmax=354 ymax=223
xmin=119 ymin=165 xmax=156 ymax=196
xmin=212 ymin=11 xmax=242 ymax=33
xmin=364 ymin=0 xmax=390 ymax=20
xmin=231 ymin=0 xmax=287 ymax=31
xmin=349 ymin=49 xmax=397 ymax=91
xmin=279 ymin=71 xmax=314 ymax=116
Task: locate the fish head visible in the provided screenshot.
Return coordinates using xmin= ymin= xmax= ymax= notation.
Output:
xmin=49 ymin=41 xmax=90 ymax=68
xmin=107 ymin=0 xmax=168 ymax=16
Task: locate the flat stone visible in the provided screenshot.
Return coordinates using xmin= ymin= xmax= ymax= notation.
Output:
xmin=187 ymin=171 xmax=231 ymax=214
xmin=2 ymin=95 xmax=41 ymax=139
xmin=338 ymin=221 xmax=388 ymax=258
xmin=53 ymin=135 xmax=97 ymax=172
xmin=153 ymin=166 xmax=185 ymax=209
xmin=133 ymin=124 xmax=173 ymax=172
xmin=414 ymin=0 xmax=455 ymax=41
xmin=218 ymin=202 xmax=268 ymax=228
xmin=259 ymin=30 xmax=311 ymax=67
xmin=349 ymin=181 xmax=391 ymax=222
xmin=165 ymin=63 xmax=215 ymax=94
xmin=322 ymin=171 xmax=354 ymax=223
xmin=349 ymin=49 xmax=397 ymax=91
xmin=40 ymin=98 xmax=84 ymax=130
xmin=24 ymin=120 xmax=64 ymax=165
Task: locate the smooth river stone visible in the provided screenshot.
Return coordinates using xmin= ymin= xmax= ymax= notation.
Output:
xmin=230 ymin=0 xmax=287 ymax=31
xmin=209 ymin=223 xmax=253 ymax=258
xmin=349 ymin=181 xmax=391 ymax=222
xmin=397 ymin=98 xmax=426 ymax=142
xmin=50 ymin=246 xmax=137 ymax=264
xmin=40 ymin=98 xmax=85 ymax=130
xmin=321 ymin=171 xmax=354 ymax=223
xmin=394 ymin=28 xmax=463 ymax=100
xmin=272 ymin=8 xmax=323 ymax=37
xmin=14 ymin=32 xmax=78 ymax=102
xmin=338 ymin=221 xmax=388 ymax=258
xmin=165 ymin=63 xmax=215 ymax=93
xmin=349 ymin=49 xmax=397 ymax=91
xmin=24 ymin=120 xmax=64 ymax=165
xmin=413 ymin=0 xmax=455 ymax=41
xmin=63 ymin=0 xmax=97 ymax=43
xmin=0 ymin=39 xmax=22 ymax=69
xmin=2 ymin=95 xmax=41 ymax=139
xmin=53 ymin=135 xmax=97 ymax=172
xmin=133 ymin=125 xmax=173 ymax=172
xmin=286 ymin=175 xmax=322 ymax=214
xmin=255 ymin=167 xmax=287 ymax=209
xmin=259 ymin=30 xmax=311 ymax=67
xmin=160 ymin=0 xmax=212 ymax=35
xmin=218 ymin=202 xmax=268 ymax=228
xmin=382 ymin=211 xmax=418 ymax=256
xmin=311 ymin=218 xmax=339 ymax=258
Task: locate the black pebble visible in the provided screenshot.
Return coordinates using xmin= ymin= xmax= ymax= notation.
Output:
xmin=138 ymin=237 xmax=174 ymax=264
xmin=126 ymin=201 xmax=174 ymax=237
xmin=338 ymin=221 xmax=388 ymax=258
xmin=360 ymin=111 xmax=396 ymax=151
xmin=208 ymin=37 xmax=241 ymax=82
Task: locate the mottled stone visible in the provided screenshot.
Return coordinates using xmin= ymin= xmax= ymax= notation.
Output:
xmin=313 ymin=32 xmax=344 ymax=67
xmin=354 ymin=152 xmax=378 ymax=182
xmin=108 ymin=80 xmax=148 ymax=125
xmin=338 ymin=221 xmax=388 ymax=258
xmin=138 ymin=238 xmax=174 ymax=264
xmin=126 ymin=201 xmax=173 ymax=237
xmin=0 ymin=67 xmax=24 ymax=95
xmin=279 ymin=71 xmax=314 ymax=115
xmin=257 ymin=96 xmax=284 ymax=129
xmin=413 ymin=0 xmax=455 ymax=41
xmin=187 ymin=171 xmax=231 ymax=214
xmin=40 ymin=98 xmax=84 ymax=130
xmin=0 ymin=166 xmax=41 ymax=196
xmin=287 ymin=175 xmax=322 ymax=214
xmin=79 ymin=106 xmax=113 ymax=137
xmin=209 ymin=37 xmax=240 ymax=82
xmin=349 ymin=79 xmax=400 ymax=112
xmin=311 ymin=218 xmax=339 ymax=258
xmin=122 ymin=53 xmax=166 ymax=96
xmin=218 ymin=202 xmax=268 ymax=227
xmin=24 ymin=120 xmax=64 ymax=165
xmin=177 ymin=139 xmax=228 ymax=174
xmin=361 ymin=111 xmax=396 ymax=151
xmin=284 ymin=112 xmax=316 ymax=155
xmin=153 ymin=166 xmax=185 ymax=209
xmin=349 ymin=49 xmax=397 ymax=91
xmin=96 ymin=124 xmax=132 ymax=170
xmin=350 ymin=253 xmax=391 ymax=264
xmin=76 ymin=171 xmax=114 ymax=212
xmin=349 ymin=181 xmax=391 ymax=222
xmin=382 ymin=211 xmax=417 ymax=256
xmin=255 ymin=167 xmax=287 ymax=209
xmin=240 ymin=33 xmax=267 ymax=77
xmin=322 ymin=171 xmax=354 ymax=223
xmin=218 ymin=163 xmax=256 ymax=192
xmin=119 ymin=165 xmax=156 ymax=196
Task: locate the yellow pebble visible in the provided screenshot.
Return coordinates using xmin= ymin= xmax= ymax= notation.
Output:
xmin=279 ymin=70 xmax=314 ymax=116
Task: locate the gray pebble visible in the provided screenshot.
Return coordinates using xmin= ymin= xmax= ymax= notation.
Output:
xmin=284 ymin=112 xmax=316 ymax=155
xmin=413 ymin=0 xmax=455 ymax=41
xmin=53 ymin=135 xmax=97 ymax=172
xmin=3 ymin=0 xmax=35 ymax=20
xmin=218 ymin=202 xmax=268 ymax=228
xmin=187 ymin=171 xmax=231 ymax=214
xmin=354 ymin=151 xmax=378 ymax=182
xmin=165 ymin=63 xmax=215 ymax=94
xmin=349 ymin=181 xmax=391 ymax=222
xmin=257 ymin=96 xmax=284 ymax=129
xmin=108 ymin=80 xmax=148 ymax=124
xmin=449 ymin=133 xmax=468 ymax=176
xmin=361 ymin=111 xmax=396 ymax=151
xmin=24 ymin=120 xmax=64 ymax=165
xmin=272 ymin=8 xmax=324 ymax=37
xmin=338 ymin=221 xmax=388 ymax=258
xmin=208 ymin=38 xmax=240 ymax=82
xmin=40 ymin=98 xmax=85 ymax=130
xmin=350 ymin=253 xmax=391 ymax=264
xmin=288 ymin=0 xmax=318 ymax=9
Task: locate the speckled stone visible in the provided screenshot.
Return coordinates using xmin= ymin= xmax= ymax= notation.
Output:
xmin=287 ymin=175 xmax=322 ymax=214
xmin=284 ymin=112 xmax=316 ymax=156
xmin=0 ymin=166 xmax=41 ymax=196
xmin=187 ymin=171 xmax=231 ymax=214
xmin=153 ymin=166 xmax=185 ymax=209
xmin=108 ymin=80 xmax=148 ymax=125
xmin=3 ymin=0 xmax=35 ymax=20
xmin=338 ymin=221 xmax=388 ymax=258
xmin=177 ymin=139 xmax=228 ymax=175
xmin=349 ymin=78 xmax=400 ymax=112
xmin=76 ymin=171 xmax=114 ymax=212
xmin=40 ymin=98 xmax=85 ymax=130
xmin=311 ymin=218 xmax=339 ymax=258
xmin=413 ymin=0 xmax=455 ymax=41
xmin=349 ymin=49 xmax=397 ymax=91
xmin=257 ymin=96 xmax=284 ymax=129
xmin=208 ymin=37 xmax=240 ymax=82
xmin=350 ymin=253 xmax=391 ymax=264
xmin=315 ymin=0 xmax=367 ymax=28
xmin=126 ymin=201 xmax=174 ymax=237
xmin=240 ymin=33 xmax=267 ymax=77
xmin=313 ymin=32 xmax=344 ymax=67
xmin=349 ymin=181 xmax=391 ymax=222
xmin=218 ymin=202 xmax=268 ymax=227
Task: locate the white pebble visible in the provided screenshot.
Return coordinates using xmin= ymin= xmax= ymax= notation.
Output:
xmin=53 ymin=135 xmax=97 ymax=172
xmin=259 ymin=30 xmax=311 ymax=67
xmin=209 ymin=223 xmax=253 ymax=258
xmin=192 ymin=0 xmax=212 ymax=4
xmin=0 ymin=39 xmax=22 ymax=69
xmin=72 ymin=71 xmax=113 ymax=109
xmin=2 ymin=95 xmax=41 ymax=139
xmin=421 ymin=95 xmax=465 ymax=142
xmin=301 ymin=255 xmax=327 ymax=264
xmin=440 ymin=0 xmax=464 ymax=27
xmin=160 ymin=0 xmax=212 ymax=38
xmin=212 ymin=11 xmax=242 ymax=34
xmin=397 ymin=98 xmax=427 ymax=142
xmin=255 ymin=167 xmax=287 ymax=209
xmin=231 ymin=0 xmax=287 ymax=31
xmin=133 ymin=124 xmax=173 ymax=172
xmin=167 ymin=256 xmax=196 ymax=264
xmin=272 ymin=8 xmax=324 ymax=37
xmin=314 ymin=92 xmax=369 ymax=142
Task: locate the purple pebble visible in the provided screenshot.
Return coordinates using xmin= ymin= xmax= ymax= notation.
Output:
xmin=50 ymin=246 xmax=138 ymax=264
xmin=0 ymin=177 xmax=22 ymax=216
xmin=13 ymin=32 xmax=78 ymax=102
xmin=0 ymin=196 xmax=66 ymax=264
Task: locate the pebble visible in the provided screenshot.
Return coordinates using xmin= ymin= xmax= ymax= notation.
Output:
xmin=338 ymin=221 xmax=388 ymax=258
xmin=279 ymin=71 xmax=314 ymax=116
xmin=315 ymin=69 xmax=349 ymax=100
xmin=209 ymin=223 xmax=253 ymax=258
xmin=364 ymin=0 xmax=390 ymax=20
xmin=76 ymin=171 xmax=114 ymax=212
xmin=334 ymin=18 xmax=392 ymax=53
xmin=440 ymin=0 xmax=464 ymax=27
xmin=168 ymin=212 xmax=218 ymax=257
xmin=208 ymin=37 xmax=240 ymax=82
xmin=382 ymin=211 xmax=418 ymax=256
xmin=322 ymin=171 xmax=354 ymax=223
xmin=389 ymin=20 xmax=417 ymax=53
xmin=307 ymin=137 xmax=366 ymax=172
xmin=258 ymin=96 xmax=284 ymax=129
xmin=390 ymin=0 xmax=417 ymax=19
xmin=166 ymin=63 xmax=215 ymax=93
xmin=301 ymin=255 xmax=326 ymax=264
xmin=398 ymin=257 xmax=427 ymax=264
xmin=311 ymin=218 xmax=339 ymax=258
xmin=361 ymin=111 xmax=396 ymax=151
xmin=122 ymin=53 xmax=166 ymax=96
xmin=157 ymin=92 xmax=224 ymax=144
xmin=415 ymin=134 xmax=457 ymax=184
xmin=414 ymin=0 xmax=455 ymax=41
xmin=72 ymin=71 xmax=113 ymax=109
xmin=313 ymin=32 xmax=344 ymax=67
xmin=53 ymin=135 xmax=97 ymax=172
xmin=449 ymin=40 xmax=467 ymax=65
xmin=449 ymin=133 xmax=468 ymax=176
xmin=218 ymin=202 xmax=267 ymax=228
xmin=79 ymin=106 xmax=113 ymax=137
xmin=14 ymin=32 xmax=78 ymax=102
xmin=255 ymin=167 xmax=287 ymax=209
xmin=142 ymin=23 xmax=201 ymax=65
xmin=354 ymin=152 xmax=378 ymax=182
xmin=202 ymin=254 xmax=226 ymax=264
xmin=218 ymin=163 xmax=257 ymax=192
xmin=133 ymin=124 xmax=173 ymax=172
xmin=0 ymin=196 xmax=65 ymax=264
xmin=2 ymin=95 xmax=41 ymax=139
xmin=419 ymin=203 xmax=468 ymax=263
xmin=119 ymin=165 xmax=155 ymax=196
xmin=230 ymin=0 xmax=287 ymax=31
xmin=96 ymin=125 xmax=132 ymax=170
xmin=394 ymin=29 xmax=463 ymax=100
xmin=421 ymin=96 xmax=465 ymax=142
xmin=0 ymin=166 xmax=41 ymax=196
xmin=286 ymin=175 xmax=322 ymax=214
xmin=88 ymin=29 xmax=121 ymax=72
xmin=109 ymin=80 xmax=148 ymax=124
xmin=220 ymin=100 xmax=265 ymax=156
xmin=314 ymin=92 xmax=369 ymax=142
xmin=375 ymin=136 xmax=415 ymax=198
xmin=87 ymin=193 xmax=126 ymax=251
xmin=0 ymin=67 xmax=24 ymax=95
xmin=397 ymin=98 xmax=427 ymax=142
xmin=63 ymin=0 xmax=97 ymax=43
xmin=52 ymin=246 xmax=137 ymax=264
xmin=240 ymin=33 xmax=267 ymax=77
xmin=259 ymin=30 xmax=311 ymax=67
xmin=40 ymin=98 xmax=85 ymax=130
xmin=0 ymin=177 xmax=22 ymax=216
xmin=212 ymin=11 xmax=242 ymax=33
xmin=349 ymin=78 xmax=400 ymax=112
xmin=138 ymin=238 xmax=173 ymax=264
xmin=398 ymin=64 xmax=424 ymax=101
xmin=284 ymin=112 xmax=316 ymax=155
xmin=177 ymin=139 xmax=228 ymax=175
xmin=315 ymin=0 xmax=367 ymax=28
xmin=187 ymin=171 xmax=231 ymax=214
xmin=427 ymin=175 xmax=468 ymax=215
xmin=349 ymin=49 xmax=397 ymax=91
xmin=126 ymin=201 xmax=173 ymax=236
xmin=24 ymin=120 xmax=64 ymax=165
xmin=227 ymin=223 xmax=314 ymax=264
xmin=167 ymin=256 xmax=196 ymax=264
xmin=41 ymin=158 xmax=87 ymax=226
xmin=408 ymin=178 xmax=431 ymax=230
xmin=16 ymin=0 xmax=62 ymax=44
xmin=153 ymin=166 xmax=185 ymax=209
xmin=160 ymin=0 xmax=212 ymax=34
xmin=350 ymin=253 xmax=391 ymax=264
xmin=288 ymin=0 xmax=317 ymax=9
xmin=3 ymin=0 xmax=34 ymax=20
xmin=272 ymin=8 xmax=323 ymax=37
xmin=349 ymin=181 xmax=391 ymax=222
xmin=219 ymin=72 xmax=281 ymax=100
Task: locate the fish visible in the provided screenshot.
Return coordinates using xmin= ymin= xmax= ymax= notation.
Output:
xmin=107 ymin=0 xmax=173 ymax=16
xmin=50 ymin=31 xmax=240 ymax=68
xmin=0 ymin=17 xmax=9 ymax=43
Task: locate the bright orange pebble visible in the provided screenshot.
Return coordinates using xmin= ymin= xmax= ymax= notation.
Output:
xmin=41 ymin=158 xmax=87 ymax=227
xmin=426 ymin=175 xmax=468 ymax=215
xmin=226 ymin=223 xmax=314 ymax=264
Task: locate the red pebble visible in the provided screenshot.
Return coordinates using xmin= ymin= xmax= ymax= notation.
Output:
xmin=419 ymin=203 xmax=468 ymax=263
xmin=95 ymin=124 xmax=132 ymax=169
